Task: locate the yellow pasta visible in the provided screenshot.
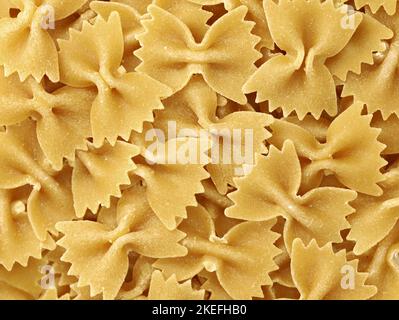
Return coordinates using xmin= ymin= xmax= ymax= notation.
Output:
xmin=1 ymin=0 xmax=399 ymax=301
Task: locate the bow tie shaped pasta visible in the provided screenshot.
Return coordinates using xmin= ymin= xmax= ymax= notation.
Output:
xmin=226 ymin=141 xmax=357 ymax=252
xmin=72 ymin=141 xmax=140 ymax=217
xmin=0 ymin=0 xmax=88 ymax=82
xmin=135 ymin=5 xmax=260 ymax=104
xmin=154 ymin=205 xmax=280 ymax=300
xmin=269 ymin=103 xmax=386 ymax=196
xmin=291 ymin=239 xmax=377 ymax=300
xmin=56 ymin=185 xmax=187 ymax=300
xmin=360 ymin=222 xmax=399 ymax=300
xmin=0 ymin=187 xmax=55 ymax=270
xmin=0 ymin=120 xmax=76 ymax=242
xmin=154 ymin=76 xmax=272 ymax=194
xmin=58 ymin=12 xmax=172 ymax=147
xmin=0 ymin=69 xmax=96 ymax=171
xmin=343 ymin=9 xmax=399 ymax=119
xmin=348 ymin=160 xmax=399 ymax=255
xmin=130 ymin=125 xmax=210 ymax=230
xmin=244 ymin=0 xmax=392 ymax=119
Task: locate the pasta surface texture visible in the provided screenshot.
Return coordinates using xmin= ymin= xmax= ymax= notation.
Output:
xmin=0 ymin=0 xmax=399 ymax=301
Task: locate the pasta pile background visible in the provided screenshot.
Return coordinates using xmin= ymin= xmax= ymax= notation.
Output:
xmin=0 ymin=0 xmax=399 ymax=300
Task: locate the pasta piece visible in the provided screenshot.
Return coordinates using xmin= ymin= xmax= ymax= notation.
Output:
xmin=0 ymin=259 xmax=44 ymax=300
xmin=148 ymin=271 xmax=205 ymax=300
xmin=153 ymin=76 xmax=272 ymax=194
xmin=118 ymin=256 xmax=155 ymax=300
xmin=90 ymin=1 xmax=142 ymax=51
xmin=198 ymin=271 xmax=232 ymax=300
xmin=69 ymin=282 xmax=102 ymax=300
xmin=113 ymin=0 xmax=153 ymax=15
xmin=191 ymin=0 xmax=273 ymax=49
xmin=130 ymin=126 xmax=210 ymax=230
xmin=196 ymin=179 xmax=241 ymax=236
xmin=45 ymin=247 xmax=77 ymax=288
xmin=56 ymin=185 xmax=187 ymax=300
xmin=362 ymin=222 xmax=399 ymax=299
xmin=343 ymin=9 xmax=399 ymax=119
xmin=48 ymin=4 xmax=97 ymax=42
xmin=154 ymin=205 xmax=281 ymax=299
xmin=135 ymin=5 xmax=261 ymax=104
xmin=325 ymin=13 xmax=393 ymax=81
xmin=226 ymin=141 xmax=357 ymax=252
xmin=0 ymin=68 xmax=96 ymax=170
xmin=244 ymin=0 xmax=367 ymax=119
xmin=58 ymin=12 xmax=172 ymax=147
xmin=72 ymin=141 xmax=140 ymax=217
xmin=352 ymin=0 xmax=397 ymax=15
xmin=154 ymin=0 xmax=212 ymax=41
xmin=0 ymin=120 xmax=76 ymax=241
xmin=0 ymin=187 xmax=55 ymax=270
xmin=372 ymin=112 xmax=399 ymax=154
xmin=268 ymin=103 xmax=386 ymax=195
xmin=291 ymin=239 xmax=377 ymax=300
xmin=89 ymin=2 xmax=142 ymax=71
xmin=348 ymin=160 xmax=399 ymax=255
xmin=0 ymin=0 xmax=88 ymax=82
xmin=270 ymin=218 xmax=295 ymax=288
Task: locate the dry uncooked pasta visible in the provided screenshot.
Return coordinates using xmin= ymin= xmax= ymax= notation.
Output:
xmin=0 ymin=0 xmax=399 ymax=300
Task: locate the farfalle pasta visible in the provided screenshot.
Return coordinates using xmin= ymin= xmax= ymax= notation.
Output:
xmin=0 ymin=0 xmax=88 ymax=82
xmin=1 ymin=0 xmax=399 ymax=301
xmin=244 ymin=0 xmax=391 ymax=119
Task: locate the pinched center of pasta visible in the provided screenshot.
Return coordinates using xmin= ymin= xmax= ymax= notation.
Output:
xmin=91 ymin=66 xmax=127 ymax=93
xmin=10 ymin=1 xmax=54 ymax=30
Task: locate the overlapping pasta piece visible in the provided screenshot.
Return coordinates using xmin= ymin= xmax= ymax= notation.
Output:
xmin=0 ymin=259 xmax=45 ymax=300
xmin=351 ymin=0 xmax=397 ymax=15
xmin=0 ymin=0 xmax=398 ymax=302
xmin=153 ymin=76 xmax=272 ymax=194
xmin=268 ymin=103 xmax=386 ymax=195
xmin=117 ymin=256 xmax=155 ymax=300
xmin=0 ymin=120 xmax=76 ymax=241
xmin=72 ymin=141 xmax=139 ymax=217
xmin=372 ymin=113 xmax=399 ymax=154
xmin=244 ymin=0 xmax=392 ymax=119
xmin=154 ymin=205 xmax=281 ymax=299
xmin=360 ymin=222 xmax=399 ymax=299
xmin=343 ymin=9 xmax=399 ymax=119
xmin=135 ymin=4 xmax=260 ymax=104
xmin=56 ymin=184 xmax=187 ymax=300
xmin=147 ymin=271 xmax=205 ymax=300
xmin=130 ymin=125 xmax=210 ymax=229
xmin=0 ymin=0 xmax=88 ymax=82
xmin=0 ymin=68 xmax=96 ymax=170
xmin=0 ymin=187 xmax=55 ymax=270
xmin=226 ymin=141 xmax=357 ymax=252
xmin=190 ymin=0 xmax=273 ymax=49
xmin=58 ymin=12 xmax=171 ymax=147
xmin=348 ymin=160 xmax=399 ymax=255
xmin=291 ymin=239 xmax=377 ymax=300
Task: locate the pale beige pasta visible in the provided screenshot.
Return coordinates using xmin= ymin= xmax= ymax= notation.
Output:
xmin=154 ymin=205 xmax=280 ymax=299
xmin=1 ymin=0 xmax=399 ymax=301
xmin=226 ymin=141 xmax=357 ymax=252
